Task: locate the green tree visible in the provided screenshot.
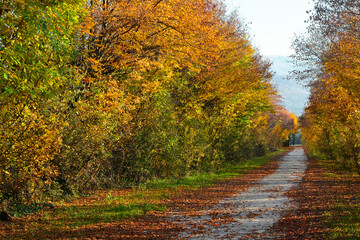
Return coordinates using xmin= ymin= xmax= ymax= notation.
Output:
xmin=0 ymin=0 xmax=85 ymax=207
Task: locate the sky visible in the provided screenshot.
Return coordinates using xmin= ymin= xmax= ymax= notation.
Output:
xmin=224 ymin=0 xmax=313 ymax=56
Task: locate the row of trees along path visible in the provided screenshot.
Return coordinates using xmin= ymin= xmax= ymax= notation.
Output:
xmin=2 ymin=0 xmax=360 ymax=238
xmin=0 ymin=0 xmax=297 ymax=221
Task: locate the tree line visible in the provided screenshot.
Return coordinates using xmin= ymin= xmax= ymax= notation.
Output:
xmin=0 ymin=0 xmax=297 ymax=212
xmin=293 ymin=0 xmax=360 ymax=174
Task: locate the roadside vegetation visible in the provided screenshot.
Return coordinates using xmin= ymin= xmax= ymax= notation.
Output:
xmin=0 ymin=0 xmax=297 ymax=218
xmin=0 ymin=150 xmax=286 ymax=239
xmin=292 ymin=0 xmax=360 ymax=174
xmin=290 ymin=1 xmax=360 ymax=237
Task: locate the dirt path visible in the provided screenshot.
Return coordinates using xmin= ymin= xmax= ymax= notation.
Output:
xmin=169 ymin=147 xmax=308 ymax=239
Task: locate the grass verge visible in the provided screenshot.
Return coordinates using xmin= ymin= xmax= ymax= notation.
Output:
xmin=316 ymin=158 xmax=360 ymax=239
xmin=0 ymin=149 xmax=287 ymax=239
xmin=141 ymin=150 xmax=286 ymax=190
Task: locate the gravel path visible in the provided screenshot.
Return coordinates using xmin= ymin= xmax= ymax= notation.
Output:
xmin=170 ymin=147 xmax=308 ymax=239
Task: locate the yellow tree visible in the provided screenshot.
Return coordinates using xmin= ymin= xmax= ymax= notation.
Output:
xmin=292 ymin=0 xmax=360 ymax=174
xmin=0 ymin=0 xmax=85 ymax=207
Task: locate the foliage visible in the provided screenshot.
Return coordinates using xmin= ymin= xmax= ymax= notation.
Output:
xmin=0 ymin=150 xmax=286 ymax=239
xmin=293 ymin=0 xmax=360 ymax=174
xmin=0 ymin=0 xmax=86 ymax=208
xmin=0 ymin=0 xmax=297 ymax=213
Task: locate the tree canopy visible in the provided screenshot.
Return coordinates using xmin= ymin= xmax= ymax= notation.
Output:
xmin=292 ymin=0 xmax=360 ymax=174
xmin=1 ymin=0 xmax=297 ymax=212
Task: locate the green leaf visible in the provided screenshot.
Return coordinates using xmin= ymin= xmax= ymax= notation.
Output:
xmin=5 ymin=86 xmax=13 ymax=95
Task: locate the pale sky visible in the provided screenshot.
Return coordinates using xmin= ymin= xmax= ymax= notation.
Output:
xmin=225 ymin=0 xmax=313 ymax=56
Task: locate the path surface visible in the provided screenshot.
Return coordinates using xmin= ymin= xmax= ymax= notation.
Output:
xmin=170 ymin=147 xmax=308 ymax=239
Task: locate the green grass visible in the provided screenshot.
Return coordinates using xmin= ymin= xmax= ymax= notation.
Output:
xmin=52 ymin=203 xmax=165 ymax=228
xmin=317 ymin=158 xmax=360 ymax=177
xmin=141 ymin=150 xmax=285 ymax=191
xmin=324 ymin=204 xmax=360 ymax=239
xmin=4 ymin=149 xmax=286 ymax=239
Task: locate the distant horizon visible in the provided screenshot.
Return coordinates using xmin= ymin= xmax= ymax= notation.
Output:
xmin=267 ymin=55 xmax=309 ymax=117
xmin=266 ymin=55 xmax=294 ymax=75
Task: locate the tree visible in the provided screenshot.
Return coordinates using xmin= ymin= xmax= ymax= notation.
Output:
xmin=292 ymin=0 xmax=360 ymax=174
xmin=0 ymin=0 xmax=85 ymax=207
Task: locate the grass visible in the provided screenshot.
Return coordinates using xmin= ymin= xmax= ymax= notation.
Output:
xmin=142 ymin=150 xmax=285 ymax=191
xmin=316 ymin=158 xmax=360 ymax=239
xmin=1 ymin=149 xmax=286 ymax=239
xmin=325 ymin=203 xmax=360 ymax=239
xmin=317 ymin=157 xmax=360 ymax=177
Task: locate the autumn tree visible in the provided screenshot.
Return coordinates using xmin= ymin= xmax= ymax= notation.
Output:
xmin=0 ymin=0 xmax=86 ymax=208
xmin=293 ymin=0 xmax=360 ymax=174
xmin=1 ymin=0 xmax=298 ymax=213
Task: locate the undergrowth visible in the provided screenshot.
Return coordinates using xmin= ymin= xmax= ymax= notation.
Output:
xmin=1 ymin=149 xmax=286 ymax=239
